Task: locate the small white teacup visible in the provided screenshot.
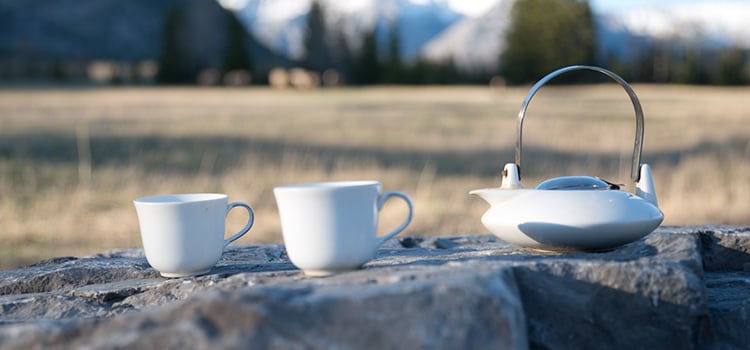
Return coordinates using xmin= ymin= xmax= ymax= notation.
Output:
xmin=133 ymin=193 xmax=254 ymax=278
xmin=274 ymin=181 xmax=413 ymax=276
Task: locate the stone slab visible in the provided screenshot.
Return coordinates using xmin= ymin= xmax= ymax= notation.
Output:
xmin=0 ymin=226 xmax=747 ymax=349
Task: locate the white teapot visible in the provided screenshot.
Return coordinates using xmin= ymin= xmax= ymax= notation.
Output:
xmin=471 ymin=65 xmax=663 ymax=251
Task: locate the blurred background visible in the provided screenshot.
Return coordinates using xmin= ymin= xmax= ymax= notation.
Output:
xmin=1 ymin=0 xmax=749 ymax=269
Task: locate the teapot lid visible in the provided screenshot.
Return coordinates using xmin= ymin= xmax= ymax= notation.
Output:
xmin=535 ymin=176 xmax=620 ymax=191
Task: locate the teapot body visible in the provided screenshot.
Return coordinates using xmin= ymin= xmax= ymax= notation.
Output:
xmin=472 ymin=187 xmax=663 ymax=251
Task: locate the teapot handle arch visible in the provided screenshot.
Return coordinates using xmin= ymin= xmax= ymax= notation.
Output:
xmin=515 ymin=65 xmax=644 ymax=186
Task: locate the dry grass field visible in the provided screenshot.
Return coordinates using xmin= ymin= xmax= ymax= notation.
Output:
xmin=1 ymin=85 xmax=749 ymax=269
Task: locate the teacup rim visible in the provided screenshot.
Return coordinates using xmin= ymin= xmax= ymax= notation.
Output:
xmin=134 ymin=193 xmax=228 ymax=204
xmin=274 ymin=180 xmax=381 ymax=191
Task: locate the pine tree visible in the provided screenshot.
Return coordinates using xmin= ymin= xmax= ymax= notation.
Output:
xmin=157 ymin=6 xmax=189 ymax=84
xmin=714 ymin=48 xmax=746 ymax=85
xmin=383 ymin=23 xmax=404 ymax=84
xmin=500 ymin=0 xmax=596 ymax=84
xmin=329 ymin=24 xmax=353 ymax=82
xmin=352 ymin=30 xmax=380 ymax=85
xmin=222 ymin=13 xmax=254 ymax=77
xmin=303 ymin=1 xmax=329 ymax=74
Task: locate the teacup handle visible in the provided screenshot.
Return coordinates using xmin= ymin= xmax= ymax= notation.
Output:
xmin=224 ymin=201 xmax=255 ymax=247
xmin=376 ymin=191 xmax=413 ymax=246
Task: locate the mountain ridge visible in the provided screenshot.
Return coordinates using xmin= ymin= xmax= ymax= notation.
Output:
xmin=234 ymin=0 xmax=750 ymax=72
xmin=1 ymin=0 xmax=747 ymax=79
xmin=235 ymin=0 xmax=462 ymax=60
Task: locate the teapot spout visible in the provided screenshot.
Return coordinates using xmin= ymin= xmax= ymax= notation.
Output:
xmin=636 ymin=164 xmax=659 ymax=207
xmin=469 ymin=188 xmax=521 ymax=205
xmin=469 ymin=187 xmax=510 ymax=205
xmin=469 ymin=163 xmax=525 ymax=205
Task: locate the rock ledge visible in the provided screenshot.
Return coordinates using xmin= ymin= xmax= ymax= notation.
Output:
xmin=1 ymin=226 xmax=749 ymax=349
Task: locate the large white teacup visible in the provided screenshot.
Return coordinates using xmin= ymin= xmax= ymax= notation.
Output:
xmin=133 ymin=193 xmax=254 ymax=278
xmin=274 ymin=181 xmax=413 ymax=276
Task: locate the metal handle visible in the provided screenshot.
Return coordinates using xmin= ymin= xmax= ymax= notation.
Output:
xmin=515 ymin=65 xmax=644 ymax=185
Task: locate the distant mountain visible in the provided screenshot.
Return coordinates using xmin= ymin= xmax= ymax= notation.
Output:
xmin=421 ymin=0 xmax=513 ymax=73
xmin=0 ymin=0 xmax=182 ymax=60
xmin=0 ymin=0 xmax=292 ymax=80
xmin=235 ymin=0 xmax=463 ymax=61
xmin=227 ymin=0 xmax=748 ymax=74
xmin=3 ymin=0 xmax=748 ymax=81
xmin=418 ymin=0 xmax=750 ymax=72
xmin=596 ymin=1 xmax=750 ymax=61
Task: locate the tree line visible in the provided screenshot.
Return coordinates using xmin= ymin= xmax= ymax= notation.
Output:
xmin=302 ymin=0 xmax=749 ymax=86
xmin=499 ymin=0 xmax=750 ymax=85
xmin=296 ymin=1 xmax=474 ymax=85
xmin=11 ymin=0 xmax=744 ymax=86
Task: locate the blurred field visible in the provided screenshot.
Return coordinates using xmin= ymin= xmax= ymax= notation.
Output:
xmin=1 ymin=85 xmax=749 ymax=269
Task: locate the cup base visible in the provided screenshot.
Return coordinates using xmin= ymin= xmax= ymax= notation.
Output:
xmin=159 ymin=268 xmax=211 ymax=278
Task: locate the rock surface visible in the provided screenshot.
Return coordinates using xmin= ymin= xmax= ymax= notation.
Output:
xmin=0 ymin=226 xmax=748 ymax=349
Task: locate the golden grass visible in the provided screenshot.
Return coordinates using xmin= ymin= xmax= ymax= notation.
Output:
xmin=1 ymin=85 xmax=748 ymax=269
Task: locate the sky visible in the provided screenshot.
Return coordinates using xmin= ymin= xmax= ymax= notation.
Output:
xmin=218 ymin=0 xmax=744 ymax=17
xmin=449 ymin=0 xmax=744 ymax=16
xmin=442 ymin=0 xmax=496 ymax=16
xmin=587 ymin=0 xmax=723 ymax=14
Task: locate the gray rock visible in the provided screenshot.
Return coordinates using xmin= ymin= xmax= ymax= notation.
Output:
xmin=514 ymin=230 xmax=712 ymax=349
xmin=706 ymin=272 xmax=750 ymax=349
xmin=0 ymin=226 xmax=748 ymax=349
xmin=695 ymin=226 xmax=750 ymax=271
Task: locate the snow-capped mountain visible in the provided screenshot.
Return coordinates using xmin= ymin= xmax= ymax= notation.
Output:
xmin=234 ymin=0 xmax=462 ymax=60
xmin=421 ymin=0 xmax=513 ymax=73
xmin=596 ymin=1 xmax=750 ymax=60
xmin=230 ymin=0 xmax=750 ymax=72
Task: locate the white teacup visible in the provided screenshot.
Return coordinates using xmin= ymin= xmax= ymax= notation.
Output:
xmin=133 ymin=193 xmax=254 ymax=278
xmin=274 ymin=181 xmax=413 ymax=276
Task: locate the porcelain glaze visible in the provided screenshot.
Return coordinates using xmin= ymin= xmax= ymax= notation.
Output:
xmin=471 ymin=164 xmax=663 ymax=251
xmin=134 ymin=193 xmax=255 ymax=277
xmin=274 ymin=181 xmax=413 ymax=276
